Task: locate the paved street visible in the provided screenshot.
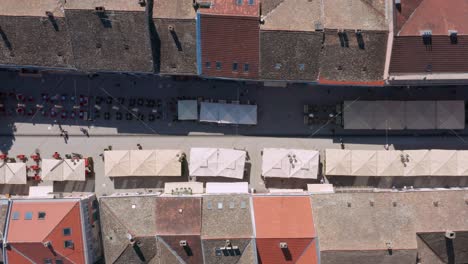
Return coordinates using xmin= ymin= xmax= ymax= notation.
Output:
xmin=0 ymin=70 xmax=467 ymax=140
xmin=1 ymin=134 xmax=468 ymax=196
xmin=1 ymin=71 xmax=468 ymax=196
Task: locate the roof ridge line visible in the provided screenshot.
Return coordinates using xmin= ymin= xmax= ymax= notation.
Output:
xmin=100 ymin=201 xmax=137 ymax=236
xmin=359 ymin=0 xmax=387 ymax=20
xmin=417 ymin=234 xmax=449 ymax=263
xmin=262 ymin=0 xmax=288 ymax=21
xmin=42 ymin=203 xmax=82 ymax=264
xmin=296 ymin=238 xmax=316 ymax=262
xmin=158 ymin=236 xmax=188 ymax=264
xmin=397 ymin=0 xmax=426 ymax=35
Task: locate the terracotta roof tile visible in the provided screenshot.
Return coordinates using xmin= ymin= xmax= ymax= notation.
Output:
xmin=253 ymin=196 xmax=315 ymax=239
xmin=389 ymin=36 xmax=468 ymax=74
xmin=396 ymin=0 xmax=468 ymax=36
xmin=257 ymin=238 xmax=317 ymax=264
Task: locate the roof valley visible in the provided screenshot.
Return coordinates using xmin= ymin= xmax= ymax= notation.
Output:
xmin=397 ymin=0 xmax=425 ymax=35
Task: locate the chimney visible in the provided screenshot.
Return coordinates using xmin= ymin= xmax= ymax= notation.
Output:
xmin=445 ymin=231 xmax=456 ymax=240
xmin=279 ymin=242 xmax=288 ymax=249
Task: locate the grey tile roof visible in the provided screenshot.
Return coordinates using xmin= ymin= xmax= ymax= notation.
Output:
xmin=158 ymin=235 xmax=203 ymax=264
xmin=260 ymin=30 xmax=321 ymax=81
xmin=99 ymin=196 xmax=157 ymax=264
xmin=311 ymin=190 xmax=468 ymax=253
xmin=260 ymin=0 xmax=322 ymax=31
xmin=319 ymin=30 xmax=387 ymax=83
xmin=153 ymin=0 xmax=196 ymax=19
xmin=201 ymin=195 xmax=253 ymax=239
xmin=64 ymin=9 xmax=153 ymax=73
xmin=322 ymin=0 xmax=388 ymax=31
xmin=417 ymin=231 xmax=468 ymax=263
xmin=0 ymin=16 xmax=74 ymax=68
xmin=320 ymin=249 xmax=418 ymax=264
xmin=0 ymin=0 xmax=66 ymax=17
xmin=154 ymin=19 xmax=197 ymax=75
xmin=202 ymin=238 xmax=256 ymax=264
xmin=65 ymin=0 xmax=145 ymax=11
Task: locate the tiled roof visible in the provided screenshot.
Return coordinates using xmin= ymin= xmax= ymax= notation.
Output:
xmin=256 ymin=238 xmax=318 ymax=264
xmin=311 ymin=191 xmax=468 ymax=253
xmin=158 ymin=235 xmax=204 ymax=264
xmin=0 ymin=16 xmax=74 ymax=68
xmin=198 ymin=0 xmax=260 ymax=17
xmin=396 ymin=0 xmax=468 ymax=36
xmin=155 ymin=197 xmax=201 ymax=235
xmin=99 ymin=196 xmax=157 ymax=263
xmin=201 ymin=195 xmax=253 ymax=239
xmin=64 ymin=9 xmax=153 ymax=73
xmin=320 ymin=249 xmax=417 ymax=264
xmin=389 ymin=36 xmax=468 ymax=74
xmin=0 ymin=0 xmax=65 ymax=17
xmin=200 ymin=15 xmax=259 ymax=79
xmin=6 ymin=200 xmax=85 ymax=264
xmin=153 ymin=0 xmax=196 ymax=19
xmin=155 ymin=19 xmax=198 ymax=75
xmin=253 ymin=196 xmax=315 ymax=238
xmin=202 ymin=238 xmax=256 ymax=264
xmin=319 ymin=30 xmax=388 ymax=84
xmin=260 ymin=31 xmax=321 ymax=81
xmin=65 ymin=0 xmax=145 ymax=11
xmin=322 ymin=0 xmax=388 ymax=31
xmin=417 ymin=231 xmax=468 ymax=263
xmin=260 ymin=0 xmax=322 ymax=31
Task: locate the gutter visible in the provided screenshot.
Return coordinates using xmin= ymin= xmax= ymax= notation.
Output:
xmin=3 ymin=200 xmax=11 ymax=264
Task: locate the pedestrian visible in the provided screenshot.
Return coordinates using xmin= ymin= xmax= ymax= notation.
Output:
xmin=137 ymin=143 xmax=142 ymax=150
xmin=339 ymin=138 xmax=344 ymax=149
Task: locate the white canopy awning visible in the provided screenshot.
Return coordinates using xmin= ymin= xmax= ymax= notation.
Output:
xmin=178 ymin=100 xmax=198 ymax=120
xmin=199 ymin=102 xmax=219 ymax=123
xmin=326 ymin=149 xmax=468 ymax=177
xmin=42 ymin=159 xmax=86 ymax=181
xmin=351 ymin=150 xmax=377 ymax=176
xmin=4 ymin=163 xmax=26 ymax=184
xmin=189 ymin=148 xmax=246 ymax=179
xmin=436 ymin=101 xmax=465 ymax=129
xmin=343 ymin=100 xmax=464 ymax=130
xmin=199 ymin=102 xmax=257 ymax=125
xmin=262 ymin=148 xmax=319 ymax=179
xmin=106 ymin=150 xmax=182 ymax=177
xmin=325 ymin=149 xmax=351 ymax=176
xmin=374 ymin=101 xmax=405 ymax=130
xmin=405 ymin=101 xmax=436 ymax=129
xmin=104 ymin=150 xmax=131 ymax=177
xmin=63 ymin=159 xmax=86 ymax=181
xmin=42 ymin=159 xmax=65 ymax=181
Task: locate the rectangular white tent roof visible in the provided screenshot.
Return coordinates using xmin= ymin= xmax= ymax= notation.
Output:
xmin=42 ymin=159 xmax=86 ymax=181
xmin=178 ymin=100 xmax=198 ymax=120
xmin=105 ymin=150 xmax=182 ymax=177
xmin=2 ymin=163 xmax=27 ymax=184
xmin=326 ymin=149 xmax=468 ymax=177
xmin=104 ymin=150 xmax=130 ymax=177
xmin=343 ymin=100 xmax=464 ymax=130
xmin=206 ymin=182 xmax=249 ymax=194
xmin=199 ymin=102 xmax=257 ymax=125
xmin=436 ymin=100 xmax=465 ymax=129
xmin=189 ymin=148 xmax=246 ymax=179
xmin=405 ymin=101 xmax=436 ymax=129
xmin=261 ymin=148 xmax=319 ymax=179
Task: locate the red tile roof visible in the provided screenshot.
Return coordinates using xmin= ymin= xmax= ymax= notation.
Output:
xmin=6 ymin=200 xmax=85 ymax=264
xmin=200 ymin=15 xmax=259 ymax=79
xmin=257 ymin=238 xmax=318 ymax=264
xmin=199 ymin=0 xmax=260 ymax=17
xmin=389 ymin=36 xmax=468 ymax=74
xmin=253 ymin=196 xmax=315 ymax=238
xmin=396 ymin=0 xmax=468 ymax=36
